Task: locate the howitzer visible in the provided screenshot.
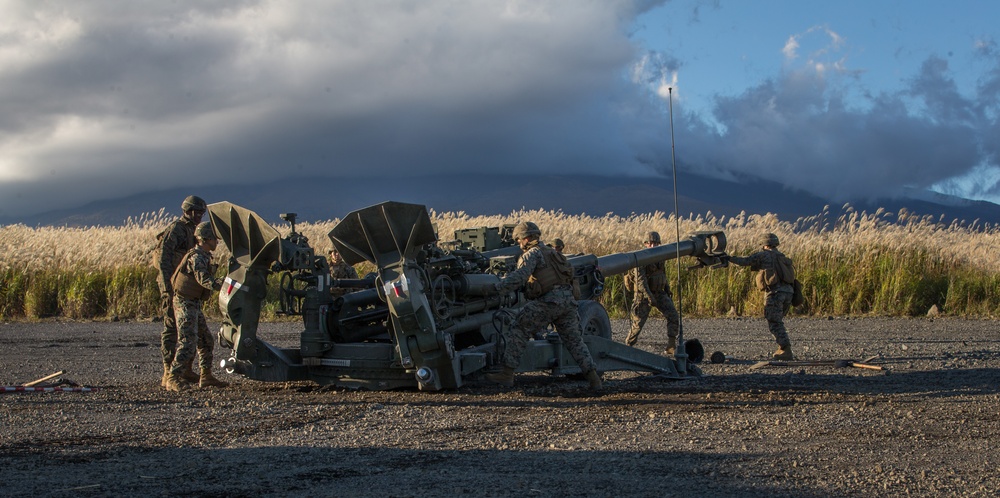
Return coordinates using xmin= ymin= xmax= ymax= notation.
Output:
xmin=210 ymin=200 xmax=727 ymax=391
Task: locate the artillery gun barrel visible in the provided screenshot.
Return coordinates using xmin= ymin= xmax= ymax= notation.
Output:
xmin=594 ymin=232 xmax=726 ymax=276
xmin=331 ymin=277 xmax=377 ymax=289
xmin=480 ymin=245 xmax=524 ymax=259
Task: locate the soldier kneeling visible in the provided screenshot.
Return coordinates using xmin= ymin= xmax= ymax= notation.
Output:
xmin=485 ymin=221 xmax=602 ymax=391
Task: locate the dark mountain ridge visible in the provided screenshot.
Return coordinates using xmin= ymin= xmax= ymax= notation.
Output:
xmin=4 ymin=173 xmax=1000 ymax=229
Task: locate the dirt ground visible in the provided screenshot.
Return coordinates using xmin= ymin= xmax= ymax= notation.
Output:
xmin=1 ymin=316 xmax=998 ymax=497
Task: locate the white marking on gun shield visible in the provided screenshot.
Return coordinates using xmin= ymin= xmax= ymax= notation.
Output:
xmin=223 ymin=276 xmax=246 ymax=295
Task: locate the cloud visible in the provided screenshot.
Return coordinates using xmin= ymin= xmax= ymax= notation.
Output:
xmin=1 ymin=0 xmax=999 ymax=220
xmin=634 ymin=25 xmax=1000 ymax=204
xmin=0 ymin=0 xmax=662 ymax=217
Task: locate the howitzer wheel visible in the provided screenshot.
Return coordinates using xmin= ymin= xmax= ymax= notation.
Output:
xmin=578 ymin=301 xmax=612 ymax=340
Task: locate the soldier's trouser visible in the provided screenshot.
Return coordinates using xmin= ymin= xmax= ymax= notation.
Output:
xmin=170 ymin=296 xmax=215 ymax=375
xmin=764 ymin=291 xmax=794 ymax=347
xmin=160 ymin=292 xmax=178 ymax=366
xmin=627 ymin=291 xmax=679 ymax=346
xmin=502 ymin=299 xmax=596 ymax=373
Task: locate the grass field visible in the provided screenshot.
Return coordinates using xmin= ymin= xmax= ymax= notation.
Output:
xmin=2 ymin=204 xmax=998 ymax=320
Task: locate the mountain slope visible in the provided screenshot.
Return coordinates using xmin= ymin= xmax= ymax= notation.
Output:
xmin=5 ymin=173 xmax=1000 ymax=228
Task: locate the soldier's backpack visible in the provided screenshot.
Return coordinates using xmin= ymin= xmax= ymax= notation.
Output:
xmin=151 ymin=220 xmax=194 ymax=270
xmin=526 ymin=245 xmax=579 ymax=299
xmin=756 ymin=251 xmax=796 ymax=290
xmin=774 ymin=252 xmax=795 ymax=285
xmin=791 ymin=279 xmax=805 ymax=306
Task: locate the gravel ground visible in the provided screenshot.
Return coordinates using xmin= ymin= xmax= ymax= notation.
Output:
xmin=1 ymin=316 xmax=998 ymax=497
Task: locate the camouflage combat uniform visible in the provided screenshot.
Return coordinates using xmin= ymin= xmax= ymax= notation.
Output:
xmin=170 ymin=247 xmax=222 ymax=378
xmin=626 ymin=261 xmax=680 ymax=347
xmin=156 ymin=217 xmax=198 ymax=367
xmin=497 ymin=240 xmax=596 ymax=373
xmin=729 ymin=249 xmax=794 ymax=348
xmin=329 ymin=259 xmax=359 ymax=299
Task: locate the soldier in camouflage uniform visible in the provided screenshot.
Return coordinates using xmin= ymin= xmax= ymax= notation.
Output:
xmin=485 ymin=222 xmax=602 ymax=390
xmin=164 ymin=221 xmax=229 ymax=391
xmin=155 ymin=195 xmax=206 ymax=387
xmin=626 ymin=231 xmax=680 ymax=354
xmin=328 ymin=248 xmax=359 ymax=299
xmin=551 ymin=238 xmax=565 ymax=254
xmin=727 ymin=233 xmax=795 ymax=360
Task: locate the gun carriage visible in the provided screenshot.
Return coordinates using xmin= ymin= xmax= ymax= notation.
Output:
xmin=210 ymin=201 xmax=726 ymax=391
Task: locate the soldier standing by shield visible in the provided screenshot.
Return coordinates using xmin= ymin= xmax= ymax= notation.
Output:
xmin=485 ymin=222 xmax=602 ymax=390
xmin=551 ymin=238 xmax=565 ymax=254
xmin=155 ymin=195 xmax=206 ymax=388
xmin=626 ymin=231 xmax=681 ymax=354
xmin=727 ymin=233 xmax=795 ymax=360
xmin=328 ymin=248 xmax=359 ymax=299
xmin=165 ymin=221 xmax=228 ymax=391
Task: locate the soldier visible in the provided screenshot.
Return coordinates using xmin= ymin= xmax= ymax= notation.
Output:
xmin=626 ymin=231 xmax=680 ymax=354
xmin=485 ymin=221 xmax=602 ymax=390
xmin=329 ymin=248 xmax=359 ymax=299
xmin=727 ymin=233 xmax=795 ymax=360
xmin=552 ymin=238 xmax=565 ymax=254
xmin=155 ymin=195 xmax=206 ymax=388
xmin=165 ymin=221 xmax=229 ymax=391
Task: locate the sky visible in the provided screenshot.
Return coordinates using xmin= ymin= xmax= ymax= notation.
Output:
xmin=1 ymin=0 xmax=998 ymax=219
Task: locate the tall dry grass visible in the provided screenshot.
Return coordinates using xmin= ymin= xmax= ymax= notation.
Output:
xmin=1 ymin=204 xmax=998 ymax=320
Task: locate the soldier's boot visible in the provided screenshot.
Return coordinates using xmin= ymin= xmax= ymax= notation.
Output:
xmin=625 ymin=330 xmax=639 ymax=347
xmin=164 ymin=372 xmax=191 ymax=392
xmin=485 ymin=366 xmax=515 ymax=387
xmin=180 ymin=358 xmax=200 ymax=383
xmin=585 ymin=369 xmax=603 ymax=390
xmin=160 ymin=363 xmax=170 ymax=388
xmin=773 ymin=344 xmax=794 ymax=361
xmin=199 ymin=368 xmax=229 ymax=388
xmin=663 ymin=336 xmax=677 ymax=355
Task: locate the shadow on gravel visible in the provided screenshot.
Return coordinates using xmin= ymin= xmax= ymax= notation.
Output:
xmin=1 ymin=445 xmax=823 ymax=498
xmin=696 ymin=368 xmax=1000 ymax=397
xmin=264 ymin=368 xmax=1000 ymax=413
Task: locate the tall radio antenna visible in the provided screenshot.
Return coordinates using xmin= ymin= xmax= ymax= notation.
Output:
xmin=667 ymin=87 xmax=687 ymax=367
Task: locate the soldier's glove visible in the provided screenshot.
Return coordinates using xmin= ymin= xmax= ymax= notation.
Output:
xmin=717 ymin=254 xmax=731 ymax=266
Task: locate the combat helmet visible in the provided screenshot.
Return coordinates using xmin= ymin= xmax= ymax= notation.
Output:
xmin=552 ymin=238 xmax=565 ymax=250
xmin=181 ymin=195 xmax=207 ymax=213
xmin=761 ymin=232 xmax=779 ymax=247
xmin=512 ymin=221 xmax=541 ymax=240
xmin=645 ymin=231 xmax=661 ymax=244
xmin=195 ymin=221 xmax=217 ymax=240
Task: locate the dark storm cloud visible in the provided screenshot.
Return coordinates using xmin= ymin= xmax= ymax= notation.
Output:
xmin=0 ymin=0 xmax=656 ymax=217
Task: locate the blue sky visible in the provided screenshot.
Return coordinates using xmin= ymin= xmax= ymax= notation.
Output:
xmin=0 ymin=0 xmax=998 ymax=219
xmin=632 ymin=0 xmax=999 ymax=203
xmin=637 ymin=0 xmax=995 ymax=117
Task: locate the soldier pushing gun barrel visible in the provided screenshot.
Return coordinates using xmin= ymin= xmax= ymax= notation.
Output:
xmin=624 ymin=231 xmax=681 ymax=355
xmin=717 ymin=232 xmax=798 ymax=361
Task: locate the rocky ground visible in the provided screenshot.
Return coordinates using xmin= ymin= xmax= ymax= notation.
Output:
xmin=1 ymin=316 xmax=998 ymax=497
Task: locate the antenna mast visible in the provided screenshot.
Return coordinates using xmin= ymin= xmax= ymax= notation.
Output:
xmin=667 ymin=87 xmax=687 ymax=368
